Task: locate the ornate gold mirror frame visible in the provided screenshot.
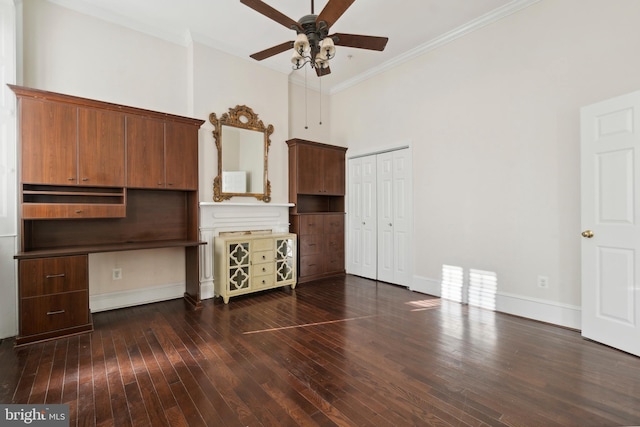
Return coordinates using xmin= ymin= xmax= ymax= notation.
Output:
xmin=210 ymin=105 xmax=273 ymax=202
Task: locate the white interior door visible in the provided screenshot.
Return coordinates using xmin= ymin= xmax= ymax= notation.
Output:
xmin=377 ymin=149 xmax=412 ymax=286
xmin=581 ymin=90 xmax=640 ymax=357
xmin=377 ymin=153 xmax=395 ymax=283
xmin=348 ymin=156 xmax=377 ymax=279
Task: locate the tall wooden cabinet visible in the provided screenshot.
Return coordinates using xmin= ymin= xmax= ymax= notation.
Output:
xmin=11 ymin=85 xmax=205 ymax=346
xmin=287 ymin=139 xmax=347 ymax=283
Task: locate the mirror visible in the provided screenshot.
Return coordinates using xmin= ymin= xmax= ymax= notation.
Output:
xmin=210 ymin=105 xmax=273 ymax=202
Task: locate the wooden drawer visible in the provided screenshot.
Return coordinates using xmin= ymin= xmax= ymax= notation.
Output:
xmin=252 ymin=250 xmax=274 ymax=264
xmin=300 ymin=215 xmax=323 ymax=235
xmin=299 ymin=234 xmax=322 ymax=257
xmin=20 ymin=255 xmax=88 ymax=298
xmin=325 ymin=251 xmax=345 ymax=274
xmin=253 ymin=275 xmax=275 ymax=289
xmin=326 ymin=233 xmax=344 ymax=253
xmin=252 ymin=238 xmax=273 ymax=251
xmin=300 ymin=254 xmax=323 ymax=277
xmin=22 ymin=203 xmax=126 ymax=219
xmin=324 ymin=214 xmax=344 ymax=234
xmin=20 ymin=290 xmax=89 ymax=336
xmin=252 ymin=262 xmax=275 ymax=277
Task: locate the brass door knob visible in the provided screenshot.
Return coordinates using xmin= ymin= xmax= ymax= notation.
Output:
xmin=581 ymin=230 xmax=594 ymax=238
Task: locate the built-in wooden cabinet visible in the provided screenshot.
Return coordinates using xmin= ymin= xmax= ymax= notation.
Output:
xmin=10 ymin=85 xmax=205 ymax=346
xmin=294 ymin=142 xmax=345 ymax=195
xmin=287 ymin=139 xmax=347 ymax=283
xmin=18 ymin=255 xmax=91 ymax=342
xmin=20 ymin=98 xmax=126 ymax=187
xmin=214 ymin=232 xmax=297 ymax=303
xmin=126 ymin=117 xmax=198 ymax=190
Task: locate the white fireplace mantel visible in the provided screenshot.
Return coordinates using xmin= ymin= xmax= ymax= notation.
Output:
xmin=199 ymin=202 xmax=293 ymax=299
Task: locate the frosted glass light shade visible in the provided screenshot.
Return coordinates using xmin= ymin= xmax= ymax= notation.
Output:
xmin=291 ymin=50 xmax=304 ymax=66
xmin=320 ymin=37 xmax=335 ymax=57
xmin=314 ymin=51 xmax=329 ymax=69
xmin=293 ymin=33 xmax=310 ymax=53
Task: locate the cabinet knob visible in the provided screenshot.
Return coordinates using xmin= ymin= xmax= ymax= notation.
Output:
xmin=67 ymin=177 xmax=75 ymax=181
xmin=75 ymin=210 xmax=83 ymax=214
xmin=82 ymin=177 xmax=89 ymax=181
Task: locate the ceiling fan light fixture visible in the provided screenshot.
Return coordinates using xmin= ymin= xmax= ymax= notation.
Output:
xmin=320 ymin=37 xmax=335 ymax=59
xmin=291 ymin=50 xmax=304 ymax=67
xmin=294 ymin=33 xmax=310 ymax=54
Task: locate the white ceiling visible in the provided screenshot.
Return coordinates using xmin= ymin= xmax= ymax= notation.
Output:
xmin=48 ymin=0 xmax=538 ymax=92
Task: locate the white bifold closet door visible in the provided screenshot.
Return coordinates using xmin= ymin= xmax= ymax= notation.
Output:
xmin=348 ymin=148 xmax=412 ymax=287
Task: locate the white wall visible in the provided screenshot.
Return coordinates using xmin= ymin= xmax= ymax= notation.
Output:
xmin=19 ymin=0 xmax=291 ymax=312
xmin=288 ymin=80 xmax=332 ymax=144
xmin=0 ymin=0 xmax=17 ymax=339
xmin=330 ymin=0 xmax=640 ymax=328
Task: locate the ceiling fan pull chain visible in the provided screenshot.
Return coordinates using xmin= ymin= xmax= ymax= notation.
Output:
xmin=319 ymin=76 xmax=322 ymax=125
xmin=305 ymin=65 xmax=309 ymax=130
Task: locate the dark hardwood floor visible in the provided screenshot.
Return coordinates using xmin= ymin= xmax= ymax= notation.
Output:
xmin=1 ymin=275 xmax=639 ymax=426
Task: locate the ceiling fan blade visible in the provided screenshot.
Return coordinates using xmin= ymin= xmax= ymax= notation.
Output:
xmin=316 ymin=0 xmax=355 ymax=28
xmin=240 ymin=0 xmax=301 ymax=31
xmin=316 ymin=65 xmax=331 ymax=77
xmin=330 ymin=33 xmax=389 ymax=51
xmin=250 ymin=41 xmax=294 ymax=61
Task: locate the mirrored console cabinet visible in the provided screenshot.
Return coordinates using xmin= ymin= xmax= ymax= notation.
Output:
xmin=214 ymin=232 xmax=297 ymax=303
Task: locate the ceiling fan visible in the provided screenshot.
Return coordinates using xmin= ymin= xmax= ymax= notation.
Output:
xmin=240 ymin=0 xmax=389 ymax=77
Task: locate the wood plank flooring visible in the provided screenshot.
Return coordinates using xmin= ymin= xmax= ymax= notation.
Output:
xmin=1 ymin=275 xmax=640 ymax=426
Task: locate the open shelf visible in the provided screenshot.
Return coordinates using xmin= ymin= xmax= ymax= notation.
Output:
xmin=295 ymin=194 xmax=344 ymax=214
xmin=22 ymin=184 xmax=126 ymax=219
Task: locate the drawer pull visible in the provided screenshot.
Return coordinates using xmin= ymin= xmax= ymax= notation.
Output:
xmin=262 ymin=280 xmax=266 ymax=284
xmin=308 ymin=243 xmax=316 ymax=247
xmin=262 ymin=255 xmax=266 ymax=260
xmin=47 ymin=309 xmax=66 ymax=316
xmin=262 ymin=267 xmax=267 ymax=272
xmin=46 ymin=273 xmax=65 ymax=279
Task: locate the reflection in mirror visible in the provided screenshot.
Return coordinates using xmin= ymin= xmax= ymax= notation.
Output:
xmin=210 ymin=105 xmax=273 ymax=202
xmin=221 ymin=126 xmax=263 ymax=193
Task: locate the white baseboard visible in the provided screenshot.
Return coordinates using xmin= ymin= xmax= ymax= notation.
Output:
xmin=410 ymin=275 xmax=581 ymax=330
xmin=201 ymin=281 xmax=215 ymax=300
xmin=495 ymin=291 xmax=581 ymax=330
xmin=90 ymin=282 xmax=186 ymax=312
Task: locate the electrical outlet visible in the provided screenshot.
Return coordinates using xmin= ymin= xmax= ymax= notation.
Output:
xmin=537 ymin=275 xmax=549 ymax=289
xmin=112 ymin=268 xmax=122 ymax=281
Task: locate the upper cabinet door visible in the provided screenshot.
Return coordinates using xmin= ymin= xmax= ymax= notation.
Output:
xmin=165 ymin=121 xmax=198 ymax=190
xmin=296 ymin=143 xmax=345 ymax=195
xmin=77 ymin=108 xmax=125 ymax=187
xmin=296 ymin=143 xmax=325 ymax=194
xmin=322 ymin=148 xmax=346 ymax=195
xmin=126 ymin=115 xmax=165 ymax=189
xmin=21 ymin=98 xmax=77 ymax=185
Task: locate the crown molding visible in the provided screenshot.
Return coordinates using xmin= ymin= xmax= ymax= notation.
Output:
xmin=329 ymin=0 xmax=541 ymax=95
